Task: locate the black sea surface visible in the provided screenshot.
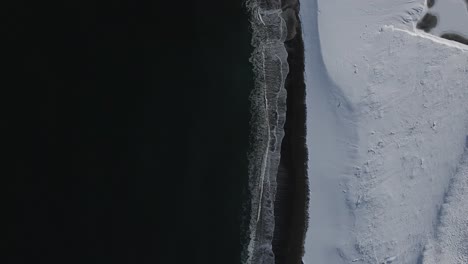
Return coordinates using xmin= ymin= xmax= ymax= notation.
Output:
xmin=4 ymin=1 xmax=253 ymax=264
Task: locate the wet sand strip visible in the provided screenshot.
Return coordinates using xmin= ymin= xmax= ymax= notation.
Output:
xmin=272 ymin=1 xmax=308 ymax=263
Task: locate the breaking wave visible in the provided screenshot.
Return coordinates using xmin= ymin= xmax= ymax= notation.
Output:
xmin=242 ymin=0 xmax=289 ymax=263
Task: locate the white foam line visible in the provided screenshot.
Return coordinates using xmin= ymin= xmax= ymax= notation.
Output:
xmin=257 ymin=45 xmax=270 ymax=223
xmin=258 ymin=9 xmax=265 ymax=26
xmin=383 ymin=25 xmax=468 ymax=52
xmin=255 ymin=9 xmax=287 ymax=224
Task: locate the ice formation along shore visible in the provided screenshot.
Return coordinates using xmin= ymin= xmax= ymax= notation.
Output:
xmin=301 ymin=0 xmax=468 ymax=263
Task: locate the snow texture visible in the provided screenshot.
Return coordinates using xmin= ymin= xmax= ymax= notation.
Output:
xmin=422 ymin=151 xmax=468 ymax=264
xmin=301 ymin=0 xmax=468 ymax=263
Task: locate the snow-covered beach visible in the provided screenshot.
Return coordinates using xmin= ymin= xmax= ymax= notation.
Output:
xmin=301 ymin=0 xmax=468 ymax=263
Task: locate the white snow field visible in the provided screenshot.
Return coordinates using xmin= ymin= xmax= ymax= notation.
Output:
xmin=300 ymin=0 xmax=468 ymax=263
xmin=423 ymin=151 xmax=468 ymax=264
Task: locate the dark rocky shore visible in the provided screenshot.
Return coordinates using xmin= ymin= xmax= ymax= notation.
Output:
xmin=441 ymin=33 xmax=468 ymax=45
xmin=272 ymin=1 xmax=308 ymax=263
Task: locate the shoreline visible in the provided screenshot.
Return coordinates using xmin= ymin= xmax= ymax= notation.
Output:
xmin=272 ymin=0 xmax=308 ymax=263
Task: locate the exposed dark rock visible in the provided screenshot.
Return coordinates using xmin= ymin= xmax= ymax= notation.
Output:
xmin=441 ymin=33 xmax=468 ymax=45
xmin=416 ymin=13 xmax=438 ymax=32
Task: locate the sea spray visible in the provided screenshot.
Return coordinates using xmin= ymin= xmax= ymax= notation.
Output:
xmin=243 ymin=0 xmax=289 ymax=263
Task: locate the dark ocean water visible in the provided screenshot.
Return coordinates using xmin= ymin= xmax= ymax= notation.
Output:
xmin=4 ymin=1 xmax=253 ymax=264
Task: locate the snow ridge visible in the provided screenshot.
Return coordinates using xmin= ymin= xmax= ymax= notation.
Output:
xmin=383 ymin=25 xmax=468 ymax=51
